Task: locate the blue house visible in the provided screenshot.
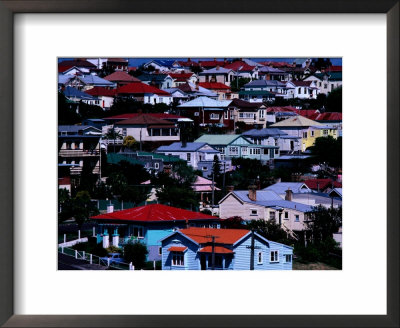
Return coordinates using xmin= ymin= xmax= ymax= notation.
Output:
xmin=90 ymin=204 xmax=221 ymax=262
xmin=194 ymin=134 xmax=279 ymax=163
xmin=161 ymin=227 xmax=293 ymax=270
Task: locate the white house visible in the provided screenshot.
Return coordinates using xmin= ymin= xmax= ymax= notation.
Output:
xmin=286 ymin=80 xmax=319 ymax=99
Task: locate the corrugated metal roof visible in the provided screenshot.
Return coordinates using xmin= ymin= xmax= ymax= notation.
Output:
xmin=195 ymin=134 xmax=245 ymax=145
xmin=242 ymin=128 xmax=288 ymax=137
xmin=157 ymin=142 xmax=210 ymax=152
xmin=178 ymin=96 xmax=230 ymax=108
xmin=271 ymin=116 xmax=322 ymax=127
xmin=63 ymin=86 xmax=95 ymax=100
xmin=263 ymin=182 xmax=310 ymax=194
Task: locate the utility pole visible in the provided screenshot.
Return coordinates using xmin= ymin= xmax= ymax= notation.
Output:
xmin=211 ymin=172 xmax=215 ymax=206
xmin=140 ymin=128 xmax=143 ymax=152
xmin=211 ymin=235 xmax=215 ymax=270
xmin=250 ymin=229 xmax=255 ymax=270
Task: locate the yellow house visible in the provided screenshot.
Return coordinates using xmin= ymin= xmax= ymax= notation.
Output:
xmin=271 ymin=116 xmax=338 ymax=151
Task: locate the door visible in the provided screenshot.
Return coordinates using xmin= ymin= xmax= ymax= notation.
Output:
xmin=200 ymin=255 xmax=207 ymax=270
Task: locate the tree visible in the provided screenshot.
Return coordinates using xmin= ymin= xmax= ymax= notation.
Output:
xmin=106 ymin=171 xmax=128 ymax=197
xmin=104 ymin=126 xmax=123 ymax=153
xmin=326 ymin=86 xmax=342 ymax=112
xmin=230 ymin=77 xmax=251 ymax=92
xmin=309 ymin=136 xmax=342 ymax=168
xmin=72 ymin=191 xmax=99 ymax=228
xmin=211 ymin=155 xmax=222 ymax=185
xmin=120 ymin=185 xmax=150 ymax=206
xmin=77 ymin=101 xmax=104 ymax=119
xmin=190 ymin=66 xmax=203 ymax=74
xmin=123 ymin=242 xmax=148 ymax=269
xmin=58 ymin=188 xmax=73 ymax=222
xmin=306 ymin=205 xmax=342 ymax=245
xmin=221 ymin=216 xmax=246 ymax=229
xmin=123 ymin=135 xmax=138 ymax=150
xmin=58 ymin=92 xmax=80 ymax=125
xmin=246 ymin=219 xmax=292 ymax=245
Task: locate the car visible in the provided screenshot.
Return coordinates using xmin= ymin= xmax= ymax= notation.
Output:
xmin=100 ymin=252 xmax=124 ymax=265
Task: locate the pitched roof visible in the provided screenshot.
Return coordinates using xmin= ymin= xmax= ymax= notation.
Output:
xmin=271 ymin=116 xmax=322 ymax=128
xmin=298 ymin=109 xmax=319 ymax=119
xmin=244 ymin=80 xmax=286 ymax=88
xmin=91 ymin=204 xmax=216 ymax=222
xmin=62 ymin=86 xmax=95 ymax=100
xmin=230 ymin=98 xmax=262 ymax=109
xmin=85 ymin=87 xmax=116 ymax=97
xmin=178 ymin=227 xmax=249 ymax=245
xmin=198 ymin=246 xmax=234 ymax=254
xmin=104 ymin=71 xmax=141 ymax=82
xmin=107 ymin=153 xmax=144 ymax=166
xmin=117 ymin=82 xmax=170 ymax=96
xmin=168 ymin=246 xmax=187 ymax=252
xmin=58 ymin=74 xmax=74 ymax=85
xmin=242 ymin=128 xmax=288 ymax=138
xmin=104 ymin=113 xmax=184 ymax=120
xmin=59 ymin=59 xmax=96 ymax=69
xmin=157 ymin=142 xmax=218 ymax=153
xmin=114 ymin=114 xmax=174 ymax=126
xmin=258 ymin=66 xmax=286 ymax=74
xmin=137 ymin=73 xmax=171 ymax=83
xmin=304 ymin=179 xmax=342 ymax=191
xmin=198 ymin=60 xmax=225 ymax=68
xmin=315 ymin=112 xmax=342 ymax=121
xmin=263 ymin=182 xmax=310 ymax=194
xmin=177 ymin=96 xmax=230 ymax=108
xmin=224 ymin=61 xmax=256 ymax=72
xmin=266 ymin=106 xmax=299 ymax=113
xmin=169 ymin=73 xmax=195 ymax=80
xmin=78 ymin=75 xmax=115 ymax=86
xmin=199 ymin=67 xmax=233 ymax=74
xmin=194 ymin=134 xmax=244 ymax=146
xmin=176 ymin=83 xmax=218 ymax=98
xmin=198 ymin=82 xmax=230 ymax=90
xmin=288 ymin=80 xmax=313 ymax=87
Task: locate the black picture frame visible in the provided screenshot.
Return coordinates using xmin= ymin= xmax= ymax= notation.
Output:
xmin=0 ymin=1 xmax=398 ymax=327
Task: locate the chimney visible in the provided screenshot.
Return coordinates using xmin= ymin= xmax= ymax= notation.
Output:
xmin=275 ymin=177 xmax=281 ymax=183
xmin=226 ymin=185 xmax=234 ymax=193
xmin=215 ymin=65 xmax=220 ymax=71
xmin=248 ymin=185 xmax=257 ymax=201
xmin=285 ymin=188 xmax=293 ymax=201
xmin=181 ymin=139 xmax=187 ymax=148
xmin=195 ymin=81 xmax=199 ymax=90
xmin=256 ymin=176 xmax=261 ymax=190
xmin=317 ymin=182 xmax=320 ymax=192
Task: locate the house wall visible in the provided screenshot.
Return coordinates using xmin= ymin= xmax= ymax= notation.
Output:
xmin=143 ymin=94 xmax=173 ymax=105
xmin=161 ymin=233 xmax=200 ymax=270
xmin=99 ymin=96 xmax=114 ymax=109
xmin=233 ymin=235 xmax=293 ymax=270
xmin=118 ymin=126 xmax=180 ymax=143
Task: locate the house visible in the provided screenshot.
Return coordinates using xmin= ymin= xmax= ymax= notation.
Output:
xmin=271 ymin=116 xmax=338 ymax=151
xmin=90 ymin=204 xmax=221 ymax=261
xmin=304 ymin=178 xmax=342 ymax=193
xmin=241 ymin=80 xmax=290 ymax=101
xmin=329 ymin=188 xmax=342 ymax=199
xmin=286 ymin=80 xmax=319 ymax=99
xmin=85 ymin=87 xmax=116 ymax=109
xmin=66 ymin=74 xmax=116 ymax=91
xmin=137 ymin=73 xmax=174 ymax=90
xmin=198 ymin=66 xmax=235 ymax=87
xmin=176 ymin=82 xmax=218 ymax=100
xmin=117 ymin=82 xmax=173 ymax=105
xmin=218 ymin=187 xmax=314 ymax=236
xmin=107 ymin=151 xmax=183 ymax=173
xmin=242 ymin=128 xmax=302 ymax=154
xmin=113 ymin=114 xmax=180 ymax=144
xmin=198 ymin=82 xmax=232 ymax=100
xmin=58 ymin=59 xmax=97 ymax=74
xmin=58 ymin=125 xmax=101 ymax=176
xmin=194 ymin=134 xmax=279 ymax=163
xmin=258 ymin=66 xmax=290 ymax=81
xmin=162 ymin=88 xmax=190 ymax=105
xmin=104 ymin=58 xmax=129 ymax=72
xmin=155 ymin=142 xmax=231 ymax=177
xmin=224 ymin=60 xmax=259 ymax=80
xmin=266 ymin=106 xmax=300 ymax=124
xmin=192 ymin=176 xmax=221 ymax=204
xmin=303 ymin=72 xmax=342 ymax=95
xmin=198 ymin=59 xmax=226 ymax=69
xmin=176 ymin=96 xmax=231 ymax=127
xmin=228 ymin=99 xmax=267 ymax=129
xmin=143 ymin=59 xmax=180 ymax=72
xmin=81 ymin=118 xmax=107 ymax=130
xmin=169 ymin=72 xmax=198 ymax=86
xmin=62 ymin=86 xmax=100 ymax=106
xmin=263 ymin=182 xmax=311 ymax=195
xmin=104 ymin=71 xmax=141 ymax=88
xmin=160 ymin=227 xmax=293 ymax=270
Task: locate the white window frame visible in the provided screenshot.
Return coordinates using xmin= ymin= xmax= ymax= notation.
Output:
xmin=257 ymin=251 xmax=263 ymax=264
xmin=210 ymin=113 xmax=219 ymax=120
xmin=295 ymin=215 xmax=300 ymax=222
xmin=241 ymin=147 xmax=248 ymax=155
xmin=158 ymin=247 xmax=162 ymax=256
xmin=224 ymin=111 xmax=228 ymax=119
xmin=172 ymin=252 xmax=184 ymax=266
xmin=250 ymin=209 xmax=258 ymax=216
xmin=285 ymin=254 xmax=292 ymax=263
xmin=194 ymin=112 xmax=200 ymax=116
xmin=186 ymin=153 xmax=191 ymax=162
xmin=228 ymin=146 xmax=239 ymax=155
xmin=154 ymin=162 xmax=160 ymax=169
xmin=270 ymin=250 xmax=279 ymax=263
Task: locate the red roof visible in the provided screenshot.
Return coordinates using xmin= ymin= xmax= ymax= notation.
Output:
xmin=168 ymin=246 xmax=187 ymax=252
xmin=224 ymin=61 xmax=255 ymax=72
xmin=304 ymin=179 xmax=342 ymax=191
xmin=104 ymin=113 xmax=184 ymax=120
xmin=198 ymin=82 xmax=230 ymax=90
xmin=290 ymin=80 xmax=312 ymax=87
xmin=315 ymin=112 xmax=342 ymax=121
xmin=177 ymin=60 xmax=200 ymax=67
xmin=169 ymin=73 xmax=194 ymax=79
xmin=58 ymin=176 xmax=71 ymax=185
xmin=91 ymin=204 xmax=216 ymax=222
xmin=198 ymin=246 xmax=234 ymax=254
xmin=59 ymin=59 xmax=96 ymax=69
xmin=199 ymin=60 xmax=225 ymax=68
xmin=178 ymin=227 xmax=249 ymax=245
xmin=85 ymin=87 xmax=116 ymax=97
xmin=104 ymin=71 xmax=141 ymax=82
xmin=115 ymin=114 xmax=174 ymax=126
xmin=298 ymin=109 xmax=319 ymax=119
xmin=117 ymin=82 xmax=170 ymax=96
xmin=327 ymin=65 xmax=342 ymax=72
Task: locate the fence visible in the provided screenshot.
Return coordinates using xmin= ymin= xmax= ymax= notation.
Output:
xmin=58 ymin=246 xmax=134 ymax=270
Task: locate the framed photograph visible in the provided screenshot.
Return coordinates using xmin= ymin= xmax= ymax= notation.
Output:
xmin=1 ymin=1 xmax=398 ymax=327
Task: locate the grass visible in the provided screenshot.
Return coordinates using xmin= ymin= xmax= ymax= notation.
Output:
xmin=293 ymin=260 xmax=339 ymax=270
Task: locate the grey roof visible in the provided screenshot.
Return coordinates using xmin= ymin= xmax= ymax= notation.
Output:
xmin=78 ymin=75 xmax=115 ymax=86
xmin=263 ymin=182 xmax=310 ymax=194
xmin=137 ymin=73 xmax=171 ymax=82
xmin=329 ymin=188 xmax=342 ymax=198
xmin=242 ymin=128 xmax=288 ymax=138
xmin=178 ymin=96 xmax=230 ymax=108
xmin=200 ymin=67 xmax=233 ymax=74
xmin=58 ymin=74 xmax=74 ymax=85
xmin=62 ymin=87 xmax=95 ymax=100
xmin=163 ymin=88 xmax=189 ymax=97
xmin=58 ymin=125 xmax=101 ymax=134
xmin=244 ymin=80 xmax=286 ymax=88
xmin=232 ymin=190 xmax=313 ymax=212
xmin=258 ymin=66 xmax=287 ymax=74
xmin=156 ymin=142 xmax=218 ymax=153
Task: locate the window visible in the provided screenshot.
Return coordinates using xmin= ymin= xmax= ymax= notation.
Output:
xmin=132 ymin=227 xmax=143 ymax=238
xmin=295 ymin=215 xmax=300 ymax=222
xmin=323 ymin=129 xmax=328 ymax=136
xmin=311 ymin=130 xmax=315 ymax=137
xmin=202 ymin=166 xmax=208 ymax=171
xmin=269 ymin=212 xmax=276 ymax=220
xmin=285 ymin=254 xmax=292 ymax=263
xmin=249 ymin=148 xmax=261 ymax=155
xmin=228 ymin=147 xmax=239 ymax=155
xmin=303 ymin=132 xmax=308 ymax=138
xmin=274 ymin=149 xmax=279 ymax=155
xmin=258 ymin=251 xmax=263 ymax=264
xmin=324 ymin=83 xmax=328 ymax=89
xmin=209 ymin=255 xmax=223 ymax=268
xmin=284 ymin=212 xmax=289 ymax=219
xmin=186 ymin=153 xmax=191 ymax=162
xmin=241 ymin=147 xmax=248 ymax=155
xmin=270 ymin=250 xmax=279 ymax=262
xmin=224 ymin=111 xmax=228 ymax=119
xmin=154 ymin=162 xmax=160 ymax=169
xmin=210 ymin=113 xmax=219 ymax=120
xmin=158 ymin=247 xmax=162 ymax=256
xmin=194 ymin=112 xmax=200 ymax=116
xmin=172 ymin=252 xmax=184 ymax=266
xmin=298 ymin=88 xmax=301 ymax=94
xmin=251 ymin=209 xmax=258 ymax=216
xmin=230 ymin=110 xmax=234 ymax=119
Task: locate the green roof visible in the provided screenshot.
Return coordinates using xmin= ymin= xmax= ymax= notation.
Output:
xmin=195 ymin=134 xmax=243 ymax=146
xmin=136 ymin=151 xmax=182 ymax=162
xmin=238 ymin=90 xmax=275 ymax=96
xmin=314 ymin=72 xmax=342 ymax=81
xmin=107 ymin=153 xmax=144 ymax=166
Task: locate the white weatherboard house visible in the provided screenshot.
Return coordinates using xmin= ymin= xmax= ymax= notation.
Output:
xmin=218 ymin=187 xmax=313 ymax=237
